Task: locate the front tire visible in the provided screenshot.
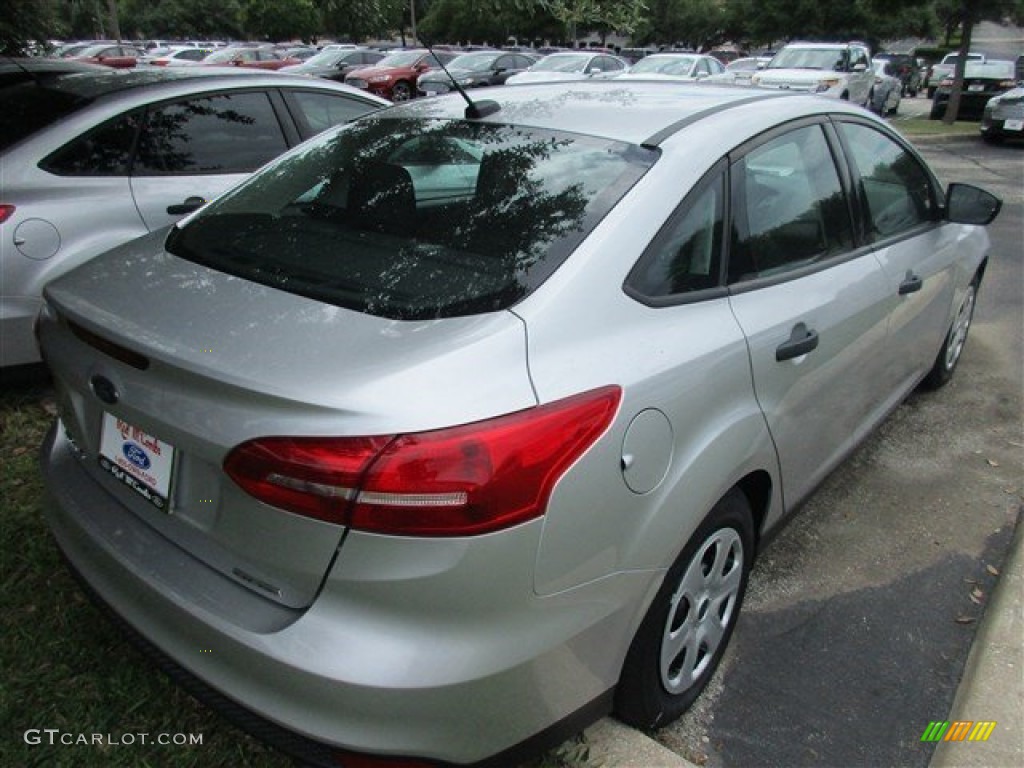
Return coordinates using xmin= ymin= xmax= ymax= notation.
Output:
xmin=922 ymin=279 xmax=978 ymax=389
xmin=615 ymin=489 xmax=754 ymax=729
xmin=391 ymin=81 xmax=413 ymax=102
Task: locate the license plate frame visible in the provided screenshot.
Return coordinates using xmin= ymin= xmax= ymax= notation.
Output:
xmin=99 ymin=412 xmax=174 ymax=510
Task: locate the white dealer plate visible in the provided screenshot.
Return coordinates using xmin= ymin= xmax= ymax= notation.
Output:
xmin=99 ymin=412 xmax=174 ymax=510
xmin=1003 ymin=119 xmax=1023 ymax=131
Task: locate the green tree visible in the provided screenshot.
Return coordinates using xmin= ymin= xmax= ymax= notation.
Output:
xmin=1 ymin=0 xmax=65 ymax=54
xmin=245 ymin=0 xmax=320 ymax=41
xmin=120 ymin=0 xmax=245 ymax=40
xmin=941 ymin=0 xmax=1022 ymax=123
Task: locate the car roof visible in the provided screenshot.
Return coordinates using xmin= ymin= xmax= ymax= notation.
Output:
xmin=9 ymin=67 xmax=363 ymax=102
xmin=387 ymin=80 xmax=810 ymax=146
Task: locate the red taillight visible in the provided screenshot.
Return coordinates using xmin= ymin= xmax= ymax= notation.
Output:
xmin=224 ymin=386 xmax=621 ymax=537
xmin=0 ymin=204 xmax=15 ymax=224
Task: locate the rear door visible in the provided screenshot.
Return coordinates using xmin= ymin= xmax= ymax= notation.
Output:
xmin=726 ymin=120 xmax=892 ymax=509
xmin=129 ymin=89 xmax=293 ymax=230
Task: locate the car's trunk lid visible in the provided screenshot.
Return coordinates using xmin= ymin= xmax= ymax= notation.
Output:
xmin=41 ymin=233 xmax=536 ymax=609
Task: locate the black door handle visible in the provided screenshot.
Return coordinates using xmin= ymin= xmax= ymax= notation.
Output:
xmin=167 ymin=196 xmax=207 ymax=215
xmin=776 ymin=322 xmax=819 ymax=361
xmin=899 ymin=271 xmax=923 ymax=295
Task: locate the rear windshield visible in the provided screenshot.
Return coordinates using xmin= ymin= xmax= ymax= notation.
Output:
xmin=166 ymin=116 xmax=656 ymax=320
xmin=0 ymin=83 xmax=91 ymax=151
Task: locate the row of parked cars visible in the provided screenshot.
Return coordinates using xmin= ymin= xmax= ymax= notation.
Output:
xmin=5 ymin=47 xmax=1005 ymax=768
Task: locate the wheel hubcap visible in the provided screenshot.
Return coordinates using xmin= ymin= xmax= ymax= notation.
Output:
xmin=660 ymin=528 xmax=743 ymax=694
xmin=945 ymin=285 xmax=976 ymax=371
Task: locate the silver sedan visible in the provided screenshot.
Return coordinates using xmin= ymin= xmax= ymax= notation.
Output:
xmin=37 ymin=81 xmax=1000 ymax=766
xmin=0 ymin=68 xmax=386 ymax=367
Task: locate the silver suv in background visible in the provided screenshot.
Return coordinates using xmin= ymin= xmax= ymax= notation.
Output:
xmin=752 ymin=41 xmax=873 ymax=106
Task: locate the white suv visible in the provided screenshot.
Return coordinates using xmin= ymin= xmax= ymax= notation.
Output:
xmin=752 ymin=42 xmax=873 ymax=106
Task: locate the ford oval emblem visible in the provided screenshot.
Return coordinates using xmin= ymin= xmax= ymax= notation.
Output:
xmin=122 ymin=441 xmax=151 ymax=470
xmin=91 ymin=375 xmax=119 ymax=405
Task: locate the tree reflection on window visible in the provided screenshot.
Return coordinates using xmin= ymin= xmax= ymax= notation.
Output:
xmin=168 ymin=117 xmax=656 ymax=319
xmin=134 ymin=92 xmax=286 ymax=175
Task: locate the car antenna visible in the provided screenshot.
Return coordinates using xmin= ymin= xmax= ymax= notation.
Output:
xmin=420 ymin=37 xmax=500 ymax=119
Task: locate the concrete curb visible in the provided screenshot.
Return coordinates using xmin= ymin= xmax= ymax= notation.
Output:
xmin=584 ymin=718 xmax=697 ymax=768
xmin=929 ymin=518 xmax=1024 ymax=767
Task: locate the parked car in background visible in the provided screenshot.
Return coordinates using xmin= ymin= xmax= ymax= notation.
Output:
xmin=752 ymin=41 xmax=873 ymax=106
xmin=36 ymin=80 xmax=999 ymax=768
xmin=930 ymin=59 xmax=1018 ymax=120
xmin=618 ymin=47 xmax=656 ymax=64
xmin=416 ymin=50 xmax=538 ymax=96
xmin=617 ymin=52 xmax=726 ymax=81
xmin=144 ymin=46 xmax=212 ymax=67
xmin=51 ymin=41 xmax=103 ymax=58
xmin=505 ymin=51 xmax=628 ymax=83
xmin=872 ymin=52 xmax=921 ymax=96
xmin=0 ymin=69 xmax=386 ymax=367
xmin=344 ymin=49 xmax=458 ymax=101
xmin=869 ymin=59 xmax=902 ymax=115
xmin=280 ymin=48 xmax=387 ymax=82
xmin=980 ymin=84 xmax=1024 ymax=142
xmin=201 ymin=47 xmax=299 ymax=70
xmin=926 ymin=52 xmax=986 ymax=98
xmin=721 ymin=56 xmax=770 ymax=85
xmin=70 ymin=43 xmax=144 ymax=69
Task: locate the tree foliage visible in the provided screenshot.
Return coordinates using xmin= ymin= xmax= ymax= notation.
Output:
xmin=11 ymin=0 xmax=1024 ymax=53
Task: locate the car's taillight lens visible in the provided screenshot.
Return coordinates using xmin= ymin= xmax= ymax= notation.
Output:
xmin=224 ymin=386 xmax=621 ymax=536
xmin=0 ymin=204 xmax=15 ymax=224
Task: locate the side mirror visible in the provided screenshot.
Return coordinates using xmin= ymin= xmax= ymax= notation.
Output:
xmin=946 ymin=183 xmax=1002 ymax=226
xmin=852 ymin=63 xmax=867 ymax=72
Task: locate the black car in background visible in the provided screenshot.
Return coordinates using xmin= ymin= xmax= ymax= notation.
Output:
xmin=280 ymin=48 xmax=387 ymax=82
xmin=930 ymin=59 xmax=1019 ymax=120
xmin=416 ymin=50 xmax=538 ymax=96
xmin=873 ymin=52 xmax=922 ymax=96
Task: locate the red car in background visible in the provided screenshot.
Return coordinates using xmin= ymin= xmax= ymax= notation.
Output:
xmin=345 ymin=49 xmax=459 ymax=101
xmin=70 ymin=43 xmax=144 ymax=68
xmin=201 ymin=47 xmax=299 ymax=70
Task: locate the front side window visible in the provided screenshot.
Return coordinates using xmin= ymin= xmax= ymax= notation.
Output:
xmin=134 ymin=91 xmax=288 ymax=175
xmin=729 ymin=124 xmax=853 ymax=283
xmin=839 ymin=122 xmax=935 ymax=240
xmin=166 ymin=117 xmax=656 ymax=319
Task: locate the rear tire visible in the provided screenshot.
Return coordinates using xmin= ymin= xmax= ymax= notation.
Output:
xmin=922 ymin=279 xmax=978 ymax=390
xmin=615 ymin=489 xmax=754 ymax=729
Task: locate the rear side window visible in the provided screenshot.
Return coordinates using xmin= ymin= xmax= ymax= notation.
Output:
xmin=838 ymin=122 xmax=935 ymax=240
xmin=729 ymin=124 xmax=853 ymax=283
xmin=134 ymin=91 xmax=288 ymax=175
xmin=627 ymin=169 xmax=724 ymax=298
xmin=167 ymin=117 xmax=656 ymax=320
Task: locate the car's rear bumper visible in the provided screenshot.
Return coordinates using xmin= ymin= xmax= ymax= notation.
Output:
xmin=41 ymin=423 xmax=649 ymax=764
